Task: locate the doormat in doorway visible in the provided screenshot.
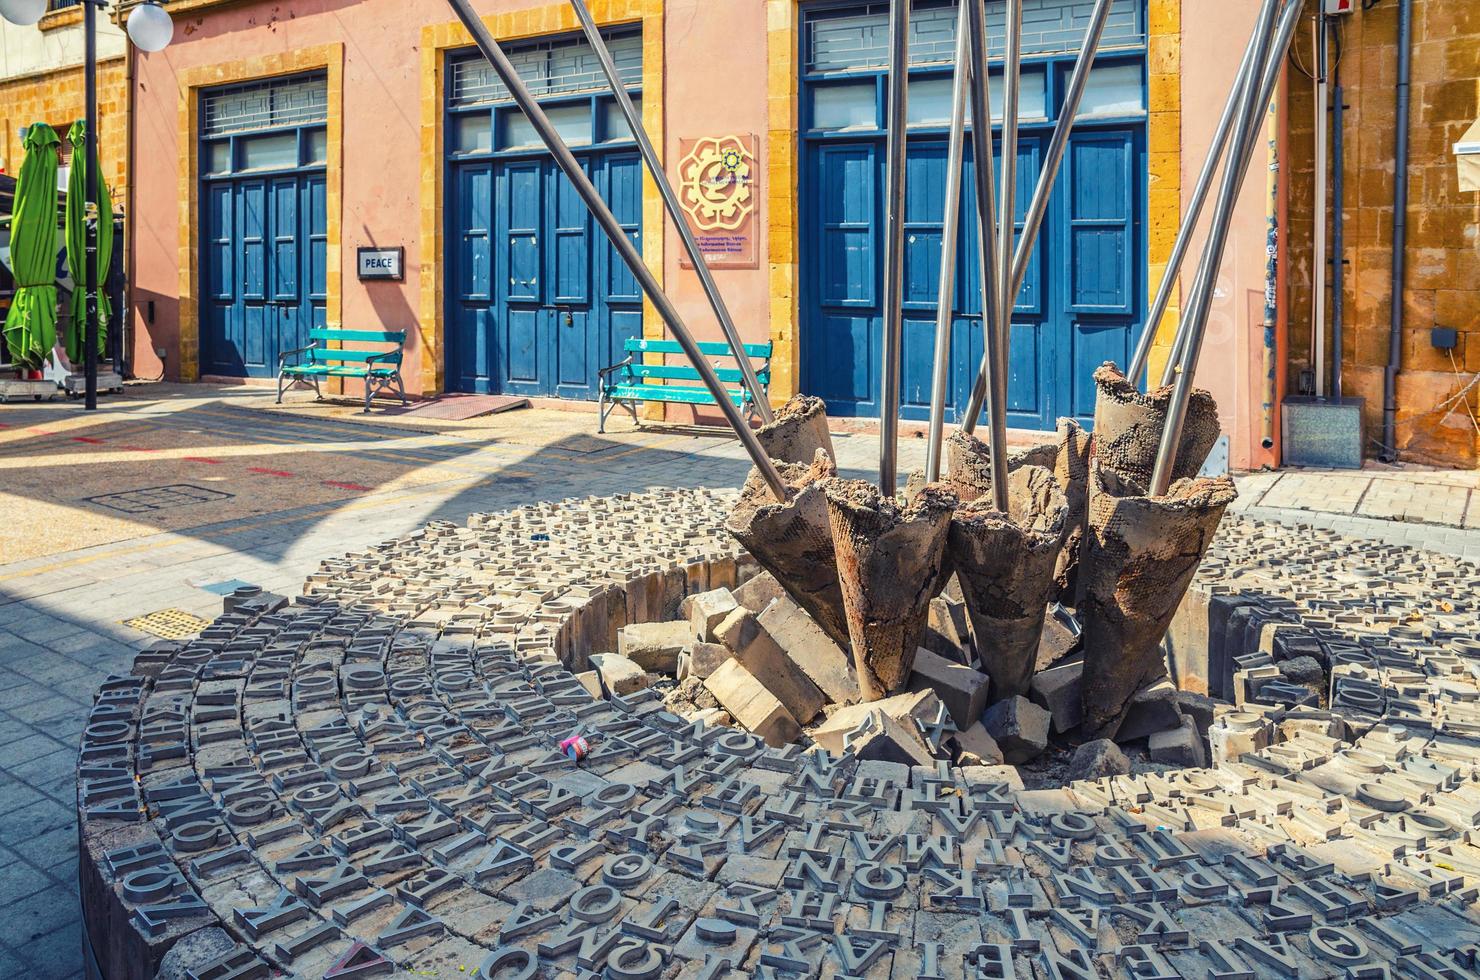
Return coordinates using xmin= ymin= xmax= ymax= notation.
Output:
xmin=384 ymin=393 xmax=530 ymax=421
xmin=123 ymin=608 xmax=211 ymax=640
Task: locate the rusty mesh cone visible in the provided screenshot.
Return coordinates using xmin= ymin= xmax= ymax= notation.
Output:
xmin=1092 ymin=362 xmax=1219 ymax=488
xmin=725 ymin=449 xmax=851 ymax=649
xmin=949 ymin=465 xmax=1069 ymax=701
xmin=822 ymin=478 xmax=958 ymax=701
xmin=1078 ymin=460 xmax=1237 ymax=739
xmin=756 ymin=394 xmax=836 ymax=466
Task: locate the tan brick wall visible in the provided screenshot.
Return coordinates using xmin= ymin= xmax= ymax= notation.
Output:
xmin=1284 ymin=0 xmax=1480 ymax=467
xmin=0 ymin=58 xmax=128 ymax=202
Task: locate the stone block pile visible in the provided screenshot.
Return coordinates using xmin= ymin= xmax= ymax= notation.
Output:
xmin=74 ymin=486 xmax=1480 ymax=979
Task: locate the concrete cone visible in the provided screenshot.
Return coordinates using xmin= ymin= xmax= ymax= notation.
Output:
xmin=1078 ymin=461 xmax=1237 ymax=739
xmin=823 ymin=479 xmax=957 ymax=701
xmin=756 ymin=394 xmax=835 ymax=466
xmin=943 ymin=429 xmax=1057 ymax=504
xmin=949 ymin=465 xmax=1069 ymax=702
xmin=1092 ymin=362 xmax=1220 ymax=488
xmin=725 ymin=449 xmax=851 ymax=650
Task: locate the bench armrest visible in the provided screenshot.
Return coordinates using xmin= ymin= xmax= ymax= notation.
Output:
xmin=363 ymin=349 xmax=401 ymax=368
xmin=278 ymin=341 xmax=319 ymax=368
xmin=598 ymin=355 xmax=634 ymax=381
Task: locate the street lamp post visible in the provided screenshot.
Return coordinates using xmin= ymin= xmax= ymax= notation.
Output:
xmin=0 ymin=0 xmax=172 ymax=410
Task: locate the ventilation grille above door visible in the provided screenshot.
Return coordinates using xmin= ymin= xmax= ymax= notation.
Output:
xmin=203 ymin=74 xmax=329 ymax=138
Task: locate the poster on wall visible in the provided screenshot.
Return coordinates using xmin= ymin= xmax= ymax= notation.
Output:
xmin=675 ymin=134 xmax=759 ymax=271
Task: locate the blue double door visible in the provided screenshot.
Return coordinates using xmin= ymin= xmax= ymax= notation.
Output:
xmin=448 ymin=153 xmax=643 ymax=397
xmin=804 ymin=129 xmax=1143 ymax=431
xmin=201 ymin=173 xmax=327 ymax=378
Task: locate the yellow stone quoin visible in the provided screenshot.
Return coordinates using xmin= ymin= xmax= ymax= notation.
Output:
xmin=417 ymin=0 xmax=666 ymax=398
xmin=175 ymin=45 xmax=346 ymax=383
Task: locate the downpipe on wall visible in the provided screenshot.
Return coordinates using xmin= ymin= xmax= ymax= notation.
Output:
xmin=1380 ymin=0 xmax=1412 ymax=461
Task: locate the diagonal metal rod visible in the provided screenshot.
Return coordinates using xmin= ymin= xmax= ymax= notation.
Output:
xmin=996 ymin=0 xmax=1022 ymax=383
xmin=441 ymin=0 xmax=788 ymax=501
xmin=963 ymin=0 xmax=1008 ymax=512
xmin=1125 ymin=0 xmax=1270 ymax=387
xmin=924 ymin=3 xmax=973 ymax=484
xmin=1148 ymin=0 xmax=1291 ymax=497
xmin=1159 ymin=0 xmax=1303 ymax=388
xmin=567 ymin=0 xmax=772 ymax=425
xmin=879 ymin=0 xmax=910 ymax=496
xmin=960 ymin=0 xmax=1113 ymax=435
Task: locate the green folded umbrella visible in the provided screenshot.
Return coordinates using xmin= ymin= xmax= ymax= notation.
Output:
xmin=3 ymin=123 xmax=60 ymax=371
xmin=65 ymin=119 xmax=113 ymax=365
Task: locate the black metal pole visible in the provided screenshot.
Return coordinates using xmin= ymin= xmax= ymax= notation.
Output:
xmin=83 ymin=0 xmax=99 ymax=411
xmin=1380 ymin=0 xmax=1412 ymax=461
xmin=1331 ymin=71 xmax=1344 ymax=400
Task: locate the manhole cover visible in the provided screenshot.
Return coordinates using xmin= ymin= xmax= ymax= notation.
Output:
xmin=86 ymin=484 xmax=233 ymax=515
xmin=123 ymin=608 xmax=210 ymax=640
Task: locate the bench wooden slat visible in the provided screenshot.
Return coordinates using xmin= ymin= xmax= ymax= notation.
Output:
xmin=624 ymin=338 xmax=771 ymax=359
xmin=311 ymin=328 xmax=407 ymax=344
xmin=628 ymin=363 xmax=771 ymax=385
xmin=308 ymin=350 xmax=404 ymax=364
xmin=607 ymin=383 xmax=751 ymax=407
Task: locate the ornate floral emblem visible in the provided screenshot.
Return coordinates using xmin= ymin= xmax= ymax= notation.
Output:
xmin=678 ymin=135 xmax=755 ymax=232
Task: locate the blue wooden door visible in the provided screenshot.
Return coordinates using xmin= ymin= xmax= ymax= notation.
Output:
xmin=202 ymin=174 xmax=323 ymax=378
xmin=448 ymin=152 xmax=641 ymax=398
xmin=803 ymin=129 xmax=1140 ymax=431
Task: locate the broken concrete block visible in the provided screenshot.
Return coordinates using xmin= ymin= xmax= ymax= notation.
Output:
xmin=714 ymin=608 xmax=825 ymax=724
xmin=908 ymin=647 xmax=991 ymax=729
xmin=980 ymin=695 xmax=1051 ymax=764
xmin=1148 ymin=715 xmax=1208 ymax=767
xmin=687 ymin=642 xmax=734 ymax=680
xmin=688 ymin=588 xmax=739 ymax=643
xmin=1174 ymin=690 xmax=1216 ymax=737
xmin=617 ymin=621 xmax=692 ymax=673
xmin=702 ymin=659 xmax=801 ymax=747
xmin=691 ymin=707 xmax=733 ymax=729
xmin=575 ymin=670 xmax=603 ymax=700
xmin=1116 ymin=678 xmax=1183 ymax=741
xmin=810 ymin=690 xmax=941 ymax=754
xmin=732 ymin=570 xmax=786 ymax=614
xmin=923 ymin=596 xmax=973 ymax=664
xmin=845 ymin=708 xmax=936 ymax=767
xmin=1207 ymin=710 xmax=1272 ymax=765
xmin=590 ymin=653 xmax=648 ymax=697
xmin=676 ymin=651 xmax=692 ymax=682
xmin=952 ymin=722 xmax=1004 ymax=767
xmin=1029 ymin=659 xmax=1084 ymax=734
xmin=1068 ymin=739 xmax=1130 ymax=782
xmin=757 ymin=596 xmax=860 ymax=704
xmin=1035 ymin=606 xmax=1082 ymax=672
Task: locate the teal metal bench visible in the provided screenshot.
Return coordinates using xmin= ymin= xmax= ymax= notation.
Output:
xmin=277 ymin=328 xmax=408 ymax=413
xmin=598 ymin=337 xmax=771 ymax=433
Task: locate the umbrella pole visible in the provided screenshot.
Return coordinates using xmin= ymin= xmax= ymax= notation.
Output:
xmin=84 ymin=0 xmax=99 ymax=411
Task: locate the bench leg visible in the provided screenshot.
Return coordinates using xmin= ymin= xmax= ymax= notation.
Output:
xmin=363 ymin=377 xmax=373 ymax=414
xmin=276 ymin=372 xmax=285 ymax=405
xmin=394 ymin=372 xmax=407 ymax=406
xmin=598 ymin=389 xmax=610 ymax=434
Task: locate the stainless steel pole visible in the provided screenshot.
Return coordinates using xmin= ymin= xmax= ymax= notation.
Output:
xmin=1311 ymin=10 xmax=1329 ymax=398
xmin=963 ymin=0 xmax=1008 ymax=512
xmin=1158 ymin=0 xmax=1301 ymax=390
xmin=83 ymin=0 xmax=98 ymax=411
xmin=924 ymin=4 xmax=972 ymax=484
xmin=879 ymin=0 xmax=910 ymax=496
xmin=959 ymin=0 xmax=1113 ymax=433
xmin=1148 ymin=0 xmax=1287 ymax=496
xmin=442 ymin=0 xmax=789 ymax=501
xmin=567 ymin=0 xmax=772 ymax=424
xmin=996 ymin=0 xmax=1022 ymax=382
xmin=1126 ymin=4 xmax=1269 ymax=386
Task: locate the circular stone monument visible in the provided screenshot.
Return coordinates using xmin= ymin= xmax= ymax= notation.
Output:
xmin=77 ymin=487 xmax=1480 ymax=979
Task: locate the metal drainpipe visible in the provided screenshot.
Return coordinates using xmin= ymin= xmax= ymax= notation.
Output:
xmin=1380 ymin=0 xmax=1412 ymax=461
xmin=1331 ymin=61 xmax=1344 ymax=399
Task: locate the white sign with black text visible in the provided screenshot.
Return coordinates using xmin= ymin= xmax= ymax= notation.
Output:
xmin=357 ymin=247 xmax=404 ymax=281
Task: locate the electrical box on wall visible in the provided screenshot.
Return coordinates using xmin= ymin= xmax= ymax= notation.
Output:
xmin=1324 ymin=0 xmax=1355 ymax=13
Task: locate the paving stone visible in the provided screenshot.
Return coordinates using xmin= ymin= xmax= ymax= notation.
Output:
xmin=1028 ymin=659 xmax=1083 ymax=733
xmin=617 ymin=621 xmax=693 ymax=673
xmin=686 ymin=642 xmax=733 ymax=680
xmin=687 ymin=588 xmax=739 ymax=643
xmin=590 ymin=653 xmax=648 ymax=696
xmin=756 ymin=596 xmax=860 ymax=705
xmin=702 ymin=659 xmax=801 ymax=747
xmin=732 ymin=570 xmax=787 ymax=614
xmin=714 ymin=609 xmax=824 ymax=724
xmin=1116 ymin=677 xmax=1184 ymax=741
xmin=950 ymin=722 xmax=1004 ymax=767
xmin=1149 ymin=716 xmax=1208 ymax=768
xmin=809 ymin=690 xmax=940 ymax=754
